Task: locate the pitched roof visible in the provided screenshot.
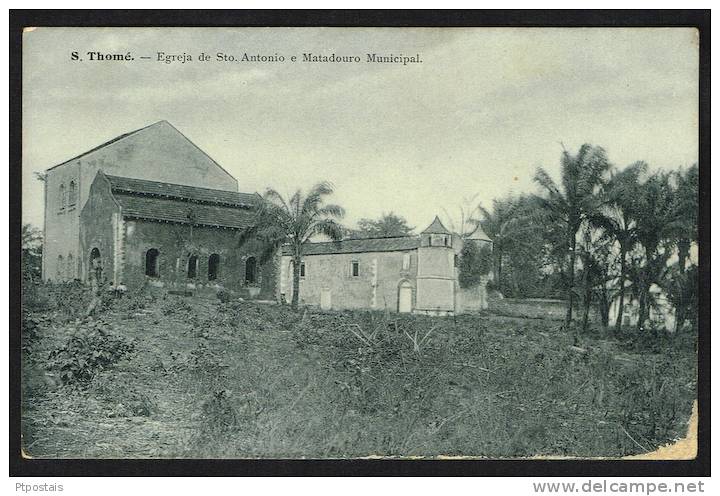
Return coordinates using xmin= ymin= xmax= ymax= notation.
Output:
xmin=45 ymin=121 xmax=236 ymax=183
xmin=46 ymin=121 xmax=162 ymax=172
xmin=281 ymin=236 xmax=419 ymax=256
xmin=114 ymin=193 xmax=255 ymax=230
xmin=466 ymin=224 xmax=492 ymax=242
xmin=420 ymin=216 xmax=451 ymax=235
xmin=105 ymin=175 xmax=259 ymax=207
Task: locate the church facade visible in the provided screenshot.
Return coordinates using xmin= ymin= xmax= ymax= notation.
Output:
xmin=42 ymin=121 xmax=491 ymax=314
xmin=42 ymin=120 xmax=239 ymax=283
xmin=279 ymin=217 xmax=492 ymax=315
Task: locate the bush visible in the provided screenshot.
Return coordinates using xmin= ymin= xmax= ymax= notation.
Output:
xmin=48 ymin=322 xmax=136 ymax=385
xmin=216 ymin=288 xmax=236 ymax=303
xmin=162 ymin=297 xmax=193 ymax=316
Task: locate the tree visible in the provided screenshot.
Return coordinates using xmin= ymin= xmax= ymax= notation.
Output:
xmin=590 ymin=162 xmax=646 ymax=332
xmin=239 ymin=182 xmax=345 ymax=310
xmin=669 ymin=164 xmax=698 ymax=331
xmin=631 ymin=171 xmax=678 ymax=332
xmin=22 ymin=224 xmax=43 ymax=282
xmin=476 ymin=195 xmax=533 ymax=289
xmin=533 ymin=144 xmax=611 ymax=329
xmin=352 ymin=212 xmax=414 ymax=238
xmin=458 ymin=241 xmax=492 ymax=289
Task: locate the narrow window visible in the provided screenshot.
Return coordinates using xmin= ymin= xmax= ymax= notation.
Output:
xmin=299 ymin=261 xmax=306 ymax=278
xmin=208 ymin=253 xmax=220 ymax=281
xmin=56 ymin=255 xmax=64 ymax=279
xmin=351 ymin=260 xmax=359 ymax=277
xmin=59 ymin=184 xmax=66 ymax=211
xmin=245 ymin=256 xmax=257 ymax=283
xmin=145 ymin=248 xmax=159 ymax=277
xmin=67 ymin=253 xmax=74 ymax=280
xmin=444 ymin=236 xmax=448 ymax=246
xmin=402 ymin=253 xmax=410 ymax=270
xmin=68 ymin=181 xmax=77 ymax=206
xmin=187 ymin=255 xmax=198 ymax=279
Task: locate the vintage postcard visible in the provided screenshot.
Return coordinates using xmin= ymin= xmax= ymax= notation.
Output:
xmin=20 ymin=26 xmax=701 ymax=461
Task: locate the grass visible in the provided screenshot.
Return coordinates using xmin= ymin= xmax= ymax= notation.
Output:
xmin=21 ymin=283 xmax=697 ymax=458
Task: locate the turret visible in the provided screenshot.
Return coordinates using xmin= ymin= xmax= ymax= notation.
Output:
xmin=415 ymin=216 xmax=455 ymax=315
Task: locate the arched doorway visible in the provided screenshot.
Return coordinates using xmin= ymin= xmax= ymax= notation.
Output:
xmin=208 ymin=254 xmax=220 ymax=281
xmin=245 ymin=257 xmax=257 ymax=284
xmin=89 ymin=248 xmax=102 ymax=284
xmin=398 ymin=280 xmax=413 ymax=313
xmin=145 ymin=248 xmax=159 ymax=277
xmin=187 ymin=254 xmax=198 ymax=279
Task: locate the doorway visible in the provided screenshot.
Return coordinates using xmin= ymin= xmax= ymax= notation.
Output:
xmin=398 ymin=281 xmax=412 ymax=313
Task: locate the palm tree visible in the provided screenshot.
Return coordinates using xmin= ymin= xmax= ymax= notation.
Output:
xmin=632 ymin=171 xmax=678 ymax=332
xmin=670 ymin=164 xmax=698 ymax=331
xmin=590 ymin=162 xmax=646 ymax=332
xmin=238 ymin=182 xmax=345 ymax=310
xmin=533 ymin=144 xmax=611 ymax=329
xmin=476 ymin=195 xmax=536 ymax=289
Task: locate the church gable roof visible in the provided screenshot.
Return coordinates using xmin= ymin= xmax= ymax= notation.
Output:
xmin=113 ymin=194 xmax=255 ymax=230
xmin=45 ymin=121 xmax=237 ymax=188
xmin=105 ymin=175 xmax=259 ymax=207
xmin=420 ymin=216 xmax=451 ymax=235
xmin=281 ymin=236 xmax=420 ymax=256
xmin=99 ymin=173 xmax=257 ymax=230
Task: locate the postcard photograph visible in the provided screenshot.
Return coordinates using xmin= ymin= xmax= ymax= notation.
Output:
xmin=19 ymin=25 xmax=701 ymax=460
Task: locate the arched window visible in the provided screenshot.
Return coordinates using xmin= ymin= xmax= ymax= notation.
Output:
xmin=187 ymin=254 xmax=198 ymax=279
xmin=145 ymin=248 xmax=159 ymax=277
xmin=68 ymin=181 xmax=77 ymax=206
xmin=245 ymin=256 xmax=257 ymax=284
xmin=56 ymin=255 xmax=64 ymax=280
xmin=208 ymin=254 xmax=220 ymax=281
xmin=67 ymin=253 xmax=74 ymax=280
xmin=59 ymin=184 xmax=66 ymax=210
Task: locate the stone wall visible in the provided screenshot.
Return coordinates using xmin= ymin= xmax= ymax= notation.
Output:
xmin=44 ymin=121 xmax=240 ymax=281
xmin=43 ymin=161 xmax=81 ymax=281
xmin=121 ymin=220 xmax=276 ymax=297
xmin=79 ymin=173 xmax=118 ymax=285
xmin=280 ymin=250 xmax=418 ymax=312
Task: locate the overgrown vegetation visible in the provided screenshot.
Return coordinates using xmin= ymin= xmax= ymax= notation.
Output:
xmin=22 ymin=283 xmax=696 ymax=458
xmin=475 ymin=148 xmax=698 ymax=334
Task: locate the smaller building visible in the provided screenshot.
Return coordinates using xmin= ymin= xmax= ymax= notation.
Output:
xmin=279 ymin=216 xmax=492 ymax=315
xmin=79 ymin=171 xmax=276 ymax=298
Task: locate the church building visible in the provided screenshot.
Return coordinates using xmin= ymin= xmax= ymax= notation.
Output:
xmin=42 ymin=120 xmax=491 ymax=314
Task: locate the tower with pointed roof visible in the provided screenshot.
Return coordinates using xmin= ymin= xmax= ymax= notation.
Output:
xmin=415 ymin=216 xmax=456 ymax=315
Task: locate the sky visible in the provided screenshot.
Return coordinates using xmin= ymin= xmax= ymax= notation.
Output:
xmin=22 ymin=27 xmax=699 ymax=233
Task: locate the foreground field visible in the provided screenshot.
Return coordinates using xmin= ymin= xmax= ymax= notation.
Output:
xmin=21 ymin=285 xmax=696 ymax=458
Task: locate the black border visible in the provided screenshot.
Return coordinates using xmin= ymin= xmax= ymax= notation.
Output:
xmin=9 ymin=9 xmax=710 ymax=477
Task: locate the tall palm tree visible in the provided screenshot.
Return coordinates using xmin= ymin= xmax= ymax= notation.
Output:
xmin=590 ymin=162 xmax=646 ymax=332
xmin=632 ymin=171 xmax=679 ymax=332
xmin=533 ymin=144 xmax=611 ymax=329
xmin=670 ymin=164 xmax=698 ymax=331
xmin=475 ymin=195 xmax=535 ymax=289
xmin=238 ymin=182 xmax=345 ymax=309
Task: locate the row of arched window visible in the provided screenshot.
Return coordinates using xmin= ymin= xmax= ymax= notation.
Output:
xmin=58 ymin=180 xmax=77 ymax=211
xmin=144 ymin=249 xmax=254 ymax=282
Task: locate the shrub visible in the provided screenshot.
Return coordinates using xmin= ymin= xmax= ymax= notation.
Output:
xmin=216 ymin=288 xmax=236 ymax=303
xmin=162 ymin=297 xmax=192 ymax=316
xmin=48 ymin=322 xmax=136 ymax=385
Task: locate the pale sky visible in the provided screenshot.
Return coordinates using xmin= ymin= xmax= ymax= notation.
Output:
xmin=22 ymin=27 xmax=699 ymax=232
